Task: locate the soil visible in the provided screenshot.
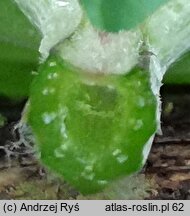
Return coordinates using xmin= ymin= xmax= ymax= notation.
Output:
xmin=147 ymin=86 xmax=190 ymax=200
xmin=0 ymin=85 xmax=190 ymax=200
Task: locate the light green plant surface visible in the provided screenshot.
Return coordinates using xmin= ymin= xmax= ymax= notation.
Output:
xmin=0 ymin=0 xmax=190 ymax=195
xmin=0 ymin=0 xmax=41 ymax=99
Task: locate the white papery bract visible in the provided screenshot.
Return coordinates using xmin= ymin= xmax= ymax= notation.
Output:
xmin=14 ymin=0 xmax=82 ymax=59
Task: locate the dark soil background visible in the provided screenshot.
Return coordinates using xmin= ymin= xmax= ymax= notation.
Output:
xmin=0 ymin=85 xmax=190 ymax=200
xmin=147 ymin=85 xmax=190 ymax=200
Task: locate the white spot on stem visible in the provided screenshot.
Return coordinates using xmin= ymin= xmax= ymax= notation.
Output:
xmin=42 ymin=112 xmax=57 ymax=124
xmin=116 ymin=154 xmax=128 ymax=164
